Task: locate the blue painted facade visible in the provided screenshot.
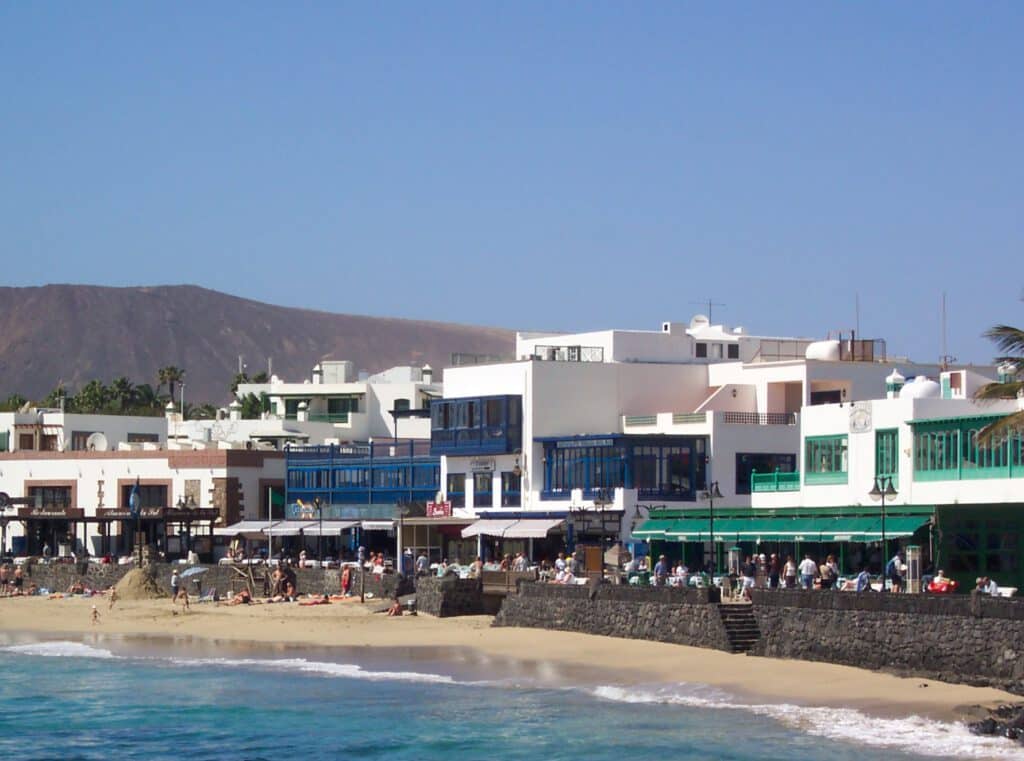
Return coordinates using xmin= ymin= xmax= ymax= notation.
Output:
xmin=539 ymin=434 xmax=709 ymax=501
xmin=285 ymin=441 xmax=440 ymax=519
xmin=430 ymin=394 xmax=522 ymax=456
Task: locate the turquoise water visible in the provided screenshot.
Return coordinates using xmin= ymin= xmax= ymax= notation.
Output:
xmin=0 ymin=637 xmax=1016 ymax=761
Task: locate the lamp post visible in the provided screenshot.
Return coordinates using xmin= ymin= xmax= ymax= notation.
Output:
xmin=593 ymin=488 xmax=613 ymax=581
xmin=700 ymin=481 xmax=723 ymax=574
xmin=869 ymin=476 xmax=897 ymax=591
xmin=313 ymin=497 xmax=323 ymax=563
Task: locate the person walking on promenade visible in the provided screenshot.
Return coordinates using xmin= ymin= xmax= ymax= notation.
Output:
xmin=768 ymin=554 xmax=781 ymax=589
xmin=783 ymin=555 xmax=797 ymax=588
xmin=653 ymin=555 xmax=669 ymax=586
xmin=798 ymin=554 xmax=818 ymax=590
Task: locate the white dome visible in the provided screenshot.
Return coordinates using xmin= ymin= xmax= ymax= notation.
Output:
xmin=689 ymin=314 xmax=710 ymax=329
xmin=805 ymin=340 xmax=841 ymax=361
xmin=886 ymin=369 xmax=905 ymax=385
xmin=899 ymin=376 xmax=940 ymax=399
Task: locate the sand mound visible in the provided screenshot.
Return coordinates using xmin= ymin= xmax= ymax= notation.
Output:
xmin=113 ymin=568 xmax=166 ymax=600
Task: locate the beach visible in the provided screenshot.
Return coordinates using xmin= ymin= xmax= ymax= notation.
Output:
xmin=0 ymin=594 xmax=1015 ymax=725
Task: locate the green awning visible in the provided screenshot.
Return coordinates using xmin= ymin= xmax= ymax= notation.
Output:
xmin=660 ymin=515 xmax=931 ymax=543
xmin=631 ymin=518 xmax=680 ymax=539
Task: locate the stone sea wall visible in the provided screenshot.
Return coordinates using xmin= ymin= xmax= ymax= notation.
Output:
xmin=749 ymin=589 xmax=1024 ymax=693
xmin=494 ymin=582 xmax=731 ymax=651
xmin=414 ymin=576 xmax=485 ymax=617
xmin=18 ymin=561 xmax=411 ymax=600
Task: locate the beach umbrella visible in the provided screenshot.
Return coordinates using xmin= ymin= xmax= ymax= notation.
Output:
xmin=180 ymin=566 xmax=208 ymax=579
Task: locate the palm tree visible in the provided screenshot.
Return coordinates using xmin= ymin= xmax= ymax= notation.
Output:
xmin=133 ymin=383 xmax=161 ymax=413
xmin=158 ymin=366 xmax=186 ymax=405
xmin=975 ymin=324 xmax=1024 ymax=443
xmin=110 ymin=376 xmax=135 ymax=412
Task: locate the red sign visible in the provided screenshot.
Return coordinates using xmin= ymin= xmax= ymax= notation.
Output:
xmin=426 ymin=501 xmax=452 ymax=517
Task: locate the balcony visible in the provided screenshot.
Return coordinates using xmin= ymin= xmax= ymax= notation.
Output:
xmin=430 ymin=395 xmax=522 ymax=456
xmin=722 ymin=412 xmax=797 ymax=426
xmin=307 ymin=412 xmax=350 ymax=424
xmin=750 ymin=470 xmax=801 ymax=492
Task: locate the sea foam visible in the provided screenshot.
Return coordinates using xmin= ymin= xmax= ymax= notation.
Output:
xmin=0 ymin=641 xmax=117 ymax=660
xmin=591 ymin=684 xmax=1022 ymax=760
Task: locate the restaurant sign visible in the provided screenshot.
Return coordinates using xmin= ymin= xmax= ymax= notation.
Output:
xmin=18 ymin=507 xmax=85 ymax=520
xmin=426 ymin=501 xmax=452 ymax=517
xmin=470 ymin=458 xmax=495 ymax=472
xmin=98 ymin=507 xmax=166 ymax=520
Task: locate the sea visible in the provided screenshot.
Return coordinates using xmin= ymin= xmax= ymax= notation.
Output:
xmin=0 ymin=634 xmax=1018 ymax=761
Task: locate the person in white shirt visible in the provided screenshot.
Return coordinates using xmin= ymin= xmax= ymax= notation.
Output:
xmin=555 ymin=552 xmax=567 ymax=573
xmin=798 ymin=554 xmax=818 ymax=589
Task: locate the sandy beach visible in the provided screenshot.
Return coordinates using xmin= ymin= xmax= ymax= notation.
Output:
xmin=0 ymin=594 xmax=1016 ymax=723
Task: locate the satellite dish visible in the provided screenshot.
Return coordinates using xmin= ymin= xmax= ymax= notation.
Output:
xmin=86 ymin=432 xmax=109 ymax=452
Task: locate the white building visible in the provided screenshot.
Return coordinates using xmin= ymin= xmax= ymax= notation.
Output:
xmin=427 ymin=317 xmax=951 ymax=562
xmin=236 ymin=360 xmax=440 ymax=442
xmin=0 ymin=410 xmax=167 ymax=453
xmin=745 ymin=365 xmax=1024 ymax=589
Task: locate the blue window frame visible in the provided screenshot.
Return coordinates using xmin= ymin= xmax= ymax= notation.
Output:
xmin=540 ymin=435 xmax=707 ymax=501
xmin=501 ymin=471 xmax=521 ymax=507
xmin=430 ymin=395 xmax=522 ymax=455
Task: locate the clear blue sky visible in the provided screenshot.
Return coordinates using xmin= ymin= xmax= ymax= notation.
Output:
xmin=2 ymin=3 xmax=1020 ymax=364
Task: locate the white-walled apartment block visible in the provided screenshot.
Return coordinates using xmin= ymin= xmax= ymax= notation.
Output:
xmin=237 ymin=361 xmax=440 ymax=442
xmin=432 ymin=316 xmax=949 ymax=555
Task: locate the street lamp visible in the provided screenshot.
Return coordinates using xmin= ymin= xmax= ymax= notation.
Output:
xmin=700 ymin=481 xmax=723 ymax=573
xmin=869 ymin=476 xmax=898 ymax=591
xmin=313 ymin=497 xmax=323 ymax=563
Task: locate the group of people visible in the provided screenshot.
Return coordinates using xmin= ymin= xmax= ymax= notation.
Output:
xmin=0 ymin=564 xmax=26 ymax=596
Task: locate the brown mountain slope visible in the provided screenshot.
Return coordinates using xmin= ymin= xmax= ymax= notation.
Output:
xmin=0 ymin=285 xmax=514 ymax=403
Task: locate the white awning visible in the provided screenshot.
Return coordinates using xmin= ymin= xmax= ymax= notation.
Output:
xmin=302 ymin=520 xmax=359 ymax=536
xmin=505 ymin=519 xmax=564 ymax=538
xmin=213 ymin=520 xmax=274 ymax=538
xmin=461 ymin=519 xmax=564 ymax=539
xmin=361 ymin=520 xmax=395 ymax=531
xmin=263 ymin=520 xmax=317 ymax=536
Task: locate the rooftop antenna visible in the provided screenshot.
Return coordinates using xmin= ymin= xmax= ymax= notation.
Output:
xmin=690 ymin=298 xmax=726 ymax=322
xmin=854 ymin=292 xmax=860 ymax=337
xmin=939 ymin=291 xmax=956 ymax=370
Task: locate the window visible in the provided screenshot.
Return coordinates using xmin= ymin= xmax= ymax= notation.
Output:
xmin=473 ymin=472 xmax=493 ymax=508
xmin=18 ymin=433 xmax=33 ymax=450
xmin=805 ymin=435 xmax=848 ymax=484
xmin=542 ymin=437 xmax=707 ymax=501
xmin=127 ymin=432 xmax=159 ymax=443
xmin=71 ymin=431 xmax=97 ymax=451
xmin=0 ymin=431 xmax=8 ymax=452
xmin=393 ymin=398 xmax=410 ymax=412
xmin=120 ymin=484 xmax=168 ymax=508
xmin=484 ymin=398 xmax=503 ymax=426
xmin=40 ymin=435 xmax=58 ymax=451
xmin=27 ymin=486 xmax=71 ymax=509
xmin=712 ymin=343 xmax=723 ymax=359
xmin=446 ymin=473 xmax=465 ymax=508
xmin=875 ymin=429 xmax=899 ymax=486
xmin=735 ymin=453 xmax=796 ymax=494
xmin=809 ymin=390 xmax=842 ymax=405
xmin=695 ymin=343 xmax=708 ymax=358
xmin=912 ymin=418 xmax=1024 ymax=480
xmin=328 ymin=396 xmax=360 ymax=417
xmin=284 ymin=398 xmax=310 ymax=419
xmin=501 ymin=471 xmax=521 ymax=507
xmin=727 ymin=344 xmax=740 ymax=359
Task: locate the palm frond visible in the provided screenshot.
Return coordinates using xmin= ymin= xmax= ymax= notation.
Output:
xmin=976 ymin=411 xmax=1024 ymax=446
xmin=974 ymin=380 xmax=1024 ymax=400
xmin=983 ymin=325 xmax=1024 ymax=357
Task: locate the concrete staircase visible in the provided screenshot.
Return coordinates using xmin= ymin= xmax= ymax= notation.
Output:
xmin=718 ymin=602 xmax=760 ymax=654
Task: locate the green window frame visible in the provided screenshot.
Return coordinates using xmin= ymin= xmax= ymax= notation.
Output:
xmin=875 ymin=429 xmax=899 ymax=487
xmin=912 ymin=416 xmax=1024 ymax=481
xmin=0 ymin=431 xmax=8 ymax=452
xmin=804 ymin=435 xmax=848 ymax=485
